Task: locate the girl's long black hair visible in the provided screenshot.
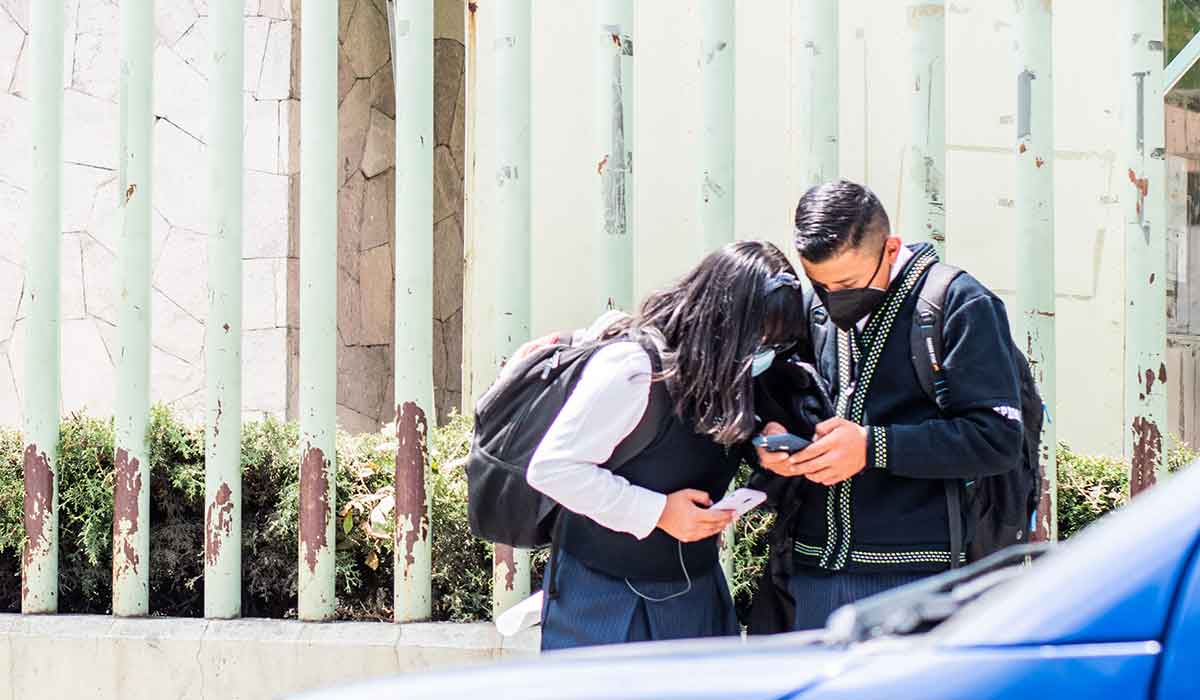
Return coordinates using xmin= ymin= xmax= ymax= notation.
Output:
xmin=606 ymin=240 xmax=807 ymax=446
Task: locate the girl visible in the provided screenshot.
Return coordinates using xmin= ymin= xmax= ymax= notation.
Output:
xmin=527 ymin=241 xmax=808 ymax=651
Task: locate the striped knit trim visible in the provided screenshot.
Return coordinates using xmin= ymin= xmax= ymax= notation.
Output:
xmin=869 ymin=426 xmax=888 ymax=470
xmin=794 ymin=542 xmax=966 ymax=566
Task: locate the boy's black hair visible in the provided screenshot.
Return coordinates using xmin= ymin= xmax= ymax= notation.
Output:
xmin=793 ymin=179 xmax=890 ymax=262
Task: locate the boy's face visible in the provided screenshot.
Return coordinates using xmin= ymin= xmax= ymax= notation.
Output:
xmin=801 ymin=235 xmax=902 ymax=293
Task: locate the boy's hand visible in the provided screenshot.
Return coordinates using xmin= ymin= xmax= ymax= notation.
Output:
xmin=754 ymin=422 xmax=795 ymax=477
xmin=787 ymin=417 xmax=868 ymax=485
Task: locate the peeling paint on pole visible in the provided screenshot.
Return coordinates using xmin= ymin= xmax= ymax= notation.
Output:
xmin=1122 ymin=0 xmax=1167 ymax=496
xmin=1014 ymin=0 xmax=1056 ymax=542
xmin=700 ymin=0 xmax=735 ymax=251
xmin=792 ymin=0 xmax=839 ymax=190
xmin=204 ymin=0 xmax=245 ymax=620
xmin=22 ymin=0 xmax=66 ymax=614
xmin=902 ymin=2 xmax=946 ymax=256
xmin=112 ymin=0 xmax=154 ymax=618
xmin=389 ymin=0 xmax=435 ymax=623
xmin=597 ymin=0 xmax=635 ymax=312
xmin=298 ymin=0 xmax=339 ymax=622
xmin=491 ymin=0 xmax=533 ymax=619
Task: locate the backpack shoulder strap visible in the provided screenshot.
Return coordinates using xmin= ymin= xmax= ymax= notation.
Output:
xmin=911 ymin=263 xmax=964 ymax=412
xmin=605 ymin=333 xmax=671 ymax=472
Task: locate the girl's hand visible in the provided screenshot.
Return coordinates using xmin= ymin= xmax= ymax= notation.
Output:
xmin=656 ymin=489 xmax=735 ymax=542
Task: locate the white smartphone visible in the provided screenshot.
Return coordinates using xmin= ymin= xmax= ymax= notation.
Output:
xmin=709 ymin=487 xmax=767 ymax=518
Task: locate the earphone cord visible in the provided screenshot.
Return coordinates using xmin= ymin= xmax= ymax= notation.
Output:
xmin=624 ymin=541 xmax=693 ymax=602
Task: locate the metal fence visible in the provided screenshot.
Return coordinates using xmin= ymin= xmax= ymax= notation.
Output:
xmin=18 ymin=0 xmax=1173 ymax=622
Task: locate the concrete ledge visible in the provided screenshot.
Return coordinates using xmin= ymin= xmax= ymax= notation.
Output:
xmin=0 ymin=614 xmax=539 ymax=700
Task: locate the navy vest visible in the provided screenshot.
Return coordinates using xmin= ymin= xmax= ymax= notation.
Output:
xmin=556 ymin=392 xmax=744 ymax=582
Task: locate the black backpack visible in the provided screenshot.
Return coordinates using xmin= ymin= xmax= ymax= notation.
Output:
xmin=910 ymin=263 xmax=1045 ymax=566
xmin=466 ymin=333 xmax=668 ymax=549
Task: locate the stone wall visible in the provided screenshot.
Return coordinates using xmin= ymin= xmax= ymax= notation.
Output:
xmin=306 ymin=0 xmax=465 ymax=433
xmin=0 ymin=0 xmax=465 ymax=432
xmin=0 ymin=0 xmax=294 ymax=427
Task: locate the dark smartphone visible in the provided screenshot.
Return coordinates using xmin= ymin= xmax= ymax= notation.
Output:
xmin=751 ymin=433 xmax=812 ymax=454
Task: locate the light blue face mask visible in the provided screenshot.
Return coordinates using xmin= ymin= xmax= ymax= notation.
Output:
xmin=751 ymin=348 xmax=776 ymax=377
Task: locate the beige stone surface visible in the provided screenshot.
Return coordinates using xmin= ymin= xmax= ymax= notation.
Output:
xmin=344 ymin=0 xmax=390 ymax=79
xmin=339 ymin=78 xmax=372 ymax=184
xmin=359 ymin=243 xmax=393 ymax=346
xmin=259 ymin=18 xmax=292 ymax=100
xmin=361 ymin=169 xmax=393 ymax=250
xmin=361 ymin=107 xmax=395 ymax=178
xmin=433 ymin=38 xmax=464 ymax=147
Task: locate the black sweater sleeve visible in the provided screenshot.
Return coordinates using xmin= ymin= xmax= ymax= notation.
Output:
xmin=868 ymin=293 xmax=1025 ymax=480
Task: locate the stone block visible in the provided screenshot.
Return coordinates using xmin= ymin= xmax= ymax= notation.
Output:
xmin=63 ymin=89 xmax=118 ymax=170
xmin=0 ymin=348 xmax=19 ymax=430
xmin=339 ymin=78 xmax=372 ymax=184
xmin=154 ymin=118 xmax=209 ymax=232
xmin=62 ymin=163 xmax=110 ymax=233
xmin=358 ymin=243 xmax=393 ymax=346
xmin=338 ymin=264 xmax=365 ymax=345
xmin=0 ymin=93 xmax=30 ymax=192
xmin=151 ymin=346 xmax=203 ymax=412
xmin=1167 ymin=104 xmax=1186 ymax=156
xmin=0 ymin=257 xmax=20 ymax=342
xmin=0 ymin=181 xmax=26 ymax=267
xmin=337 ymin=343 xmax=389 ymax=418
xmin=172 ymin=15 xmax=208 ymax=72
xmin=432 ymin=316 xmax=446 ymax=390
xmin=244 ymin=169 xmax=290 ymax=257
xmin=199 ymin=619 xmax=306 ymax=700
xmin=106 ymin=617 xmax=206 ymax=700
xmin=260 ymin=0 xmax=291 ymax=20
xmin=155 ymin=229 xmax=209 ymax=322
xmin=344 ymin=0 xmax=389 ymax=78
xmin=1188 ymin=109 xmax=1200 ymax=157
xmin=442 ymin=306 xmax=462 ymax=397
xmin=433 ymin=38 xmax=464 ymax=147
xmin=244 ymin=16 xmax=272 ymax=94
xmin=0 ymin=0 xmax=27 ymax=33
xmin=155 ymin=44 xmax=209 ymax=144
xmin=432 ymin=214 xmax=462 ymax=322
xmin=337 ymin=402 xmax=381 ymax=435
xmin=0 ymin=9 xmax=24 ymax=94
xmin=156 ymin=0 xmax=198 ymax=46
xmin=61 ymin=233 xmax=85 ymax=321
xmin=361 ymin=107 xmax=394 ymax=178
xmin=338 ymin=43 xmax=356 ymax=105
xmin=284 ymin=256 xmax=299 ymax=327
xmin=72 ymin=0 xmax=119 ymax=100
xmin=153 ymin=288 xmax=206 ymax=364
xmin=361 ymin=169 xmax=393 ymax=250
xmin=245 ymin=93 xmax=278 ymax=173
xmin=4 ymin=317 xmax=21 ymax=408
xmin=338 ymin=0 xmax=356 ymax=43
xmin=433 ymin=145 xmax=462 ymax=224
xmin=280 ymin=98 xmax=299 ymax=174
xmin=258 ymin=19 xmax=291 ymax=100
xmin=243 ymin=327 xmax=287 ymax=412
xmin=244 ymin=256 xmax=280 ymax=330
xmin=339 ymin=169 xmax=366 ymax=275
xmin=370 ymin=59 xmax=394 ymax=118
xmin=61 ymin=318 xmax=115 ymax=415
xmin=435 ymin=0 xmax=465 ymax=41
xmin=449 ymin=72 xmax=465 ymax=178
xmin=81 ymin=233 xmax=118 ymax=324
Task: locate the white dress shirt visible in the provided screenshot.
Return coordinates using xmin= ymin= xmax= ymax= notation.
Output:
xmin=526 ymin=341 xmax=668 ymax=540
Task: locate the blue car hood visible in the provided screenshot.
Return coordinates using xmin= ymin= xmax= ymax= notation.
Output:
xmin=293 ymin=632 xmax=860 ymax=700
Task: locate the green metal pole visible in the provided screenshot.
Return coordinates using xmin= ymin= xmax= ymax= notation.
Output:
xmin=112 ymin=0 xmax=154 ymax=618
xmin=794 ymin=0 xmax=838 ymax=188
xmin=204 ymin=0 xmax=244 ymax=619
xmin=596 ymin=0 xmax=634 ymax=311
xmin=902 ymin=1 xmax=945 ymax=256
xmin=21 ymin=0 xmax=66 ymax=615
xmin=298 ymin=0 xmax=338 ymax=621
xmin=491 ymin=0 xmax=533 ymax=619
xmin=1014 ymin=0 xmax=1056 ymax=542
xmin=388 ymin=0 xmax=434 ymax=624
xmin=1123 ymin=0 xmax=1167 ymax=496
xmin=700 ymin=0 xmax=734 ymax=252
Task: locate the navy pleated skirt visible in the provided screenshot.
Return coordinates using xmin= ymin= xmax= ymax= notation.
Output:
xmin=539 ymin=549 xmax=740 ymax=651
xmin=788 ymin=568 xmax=930 ymax=631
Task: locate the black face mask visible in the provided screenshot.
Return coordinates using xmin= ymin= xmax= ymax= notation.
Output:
xmin=812 ymin=246 xmax=889 ymax=331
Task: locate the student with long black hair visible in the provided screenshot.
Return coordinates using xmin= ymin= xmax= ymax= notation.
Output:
xmin=525 ymin=241 xmax=809 ymax=651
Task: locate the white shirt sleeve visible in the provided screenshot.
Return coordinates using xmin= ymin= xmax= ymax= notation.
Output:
xmin=526 ymin=341 xmax=668 ymax=540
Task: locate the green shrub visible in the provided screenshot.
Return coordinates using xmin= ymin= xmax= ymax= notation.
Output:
xmin=0 ymin=410 xmax=1193 ymax=620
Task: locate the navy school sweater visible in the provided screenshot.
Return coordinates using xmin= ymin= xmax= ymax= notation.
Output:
xmin=787 ymin=243 xmax=1024 ymax=574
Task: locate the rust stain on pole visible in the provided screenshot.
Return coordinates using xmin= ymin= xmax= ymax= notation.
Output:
xmin=394 ymin=402 xmax=430 ymax=568
xmin=22 ymin=444 xmax=53 ymax=600
xmin=495 ymin=543 xmax=516 ymax=591
xmin=299 ymin=446 xmax=330 ymax=573
xmin=1033 ymin=441 xmax=1054 ymax=541
xmin=112 ymin=448 xmax=142 ymax=577
xmin=205 ymin=481 xmax=234 ymax=567
xmin=1130 ymin=417 xmax=1162 ymax=496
